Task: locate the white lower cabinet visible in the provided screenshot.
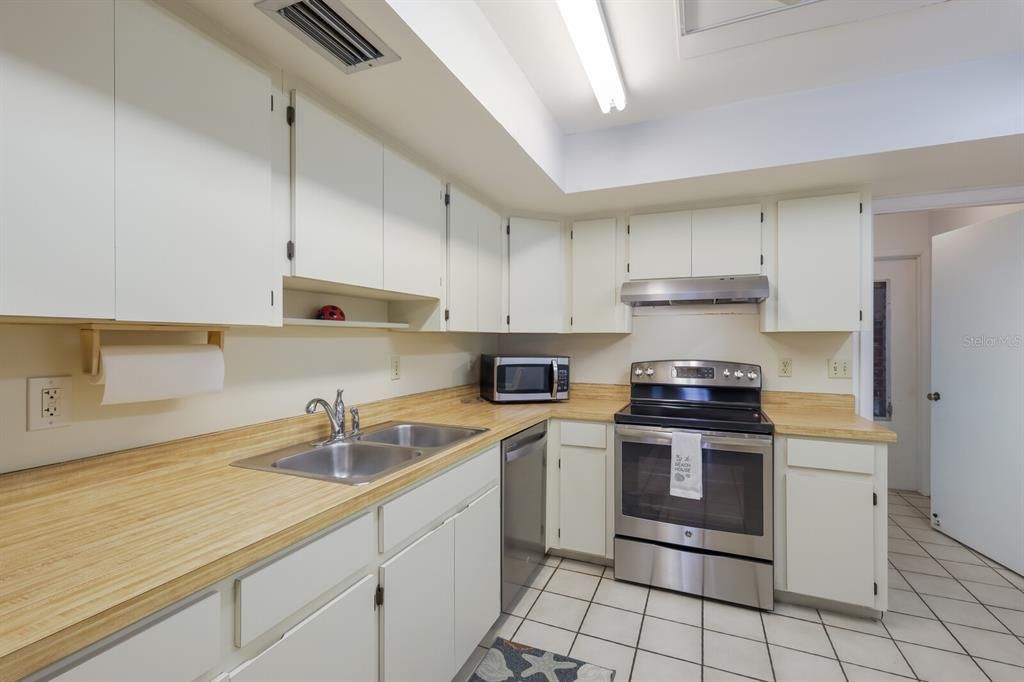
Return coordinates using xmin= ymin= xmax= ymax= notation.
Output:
xmin=229 ymin=576 xmax=377 ymax=682
xmin=548 ymin=421 xmax=614 ymax=559
xmin=454 ymin=486 xmax=501 ymax=666
xmin=381 ymin=518 xmax=456 ymax=682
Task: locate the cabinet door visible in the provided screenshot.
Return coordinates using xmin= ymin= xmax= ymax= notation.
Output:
xmin=628 ymin=211 xmax=691 ymax=280
xmin=692 ymin=204 xmax=762 ymax=276
xmin=508 ymin=217 xmax=564 ymax=332
xmin=0 ymin=0 xmax=115 ymax=319
xmin=477 ymin=210 xmax=505 ymax=333
xmin=381 ymin=518 xmax=455 ymax=682
xmin=293 ymin=92 xmax=383 ymax=289
xmin=776 ymin=193 xmax=861 ymax=331
xmin=446 ymin=186 xmax=480 ymax=331
xmin=786 ymin=469 xmax=875 ymax=607
xmin=230 ymin=576 xmax=376 ymax=682
xmin=454 ymin=486 xmax=500 ymax=666
xmin=572 ymin=218 xmax=627 ymax=332
xmin=559 ymin=447 xmax=607 ymax=556
xmin=114 ymin=0 xmax=275 ymax=325
xmin=383 ymin=149 xmax=444 ymax=297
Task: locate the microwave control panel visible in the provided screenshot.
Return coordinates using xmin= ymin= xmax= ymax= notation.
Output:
xmin=557 ymin=364 xmax=570 ymax=392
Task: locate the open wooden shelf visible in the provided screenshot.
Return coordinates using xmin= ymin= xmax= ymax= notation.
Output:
xmin=282 ymin=317 xmax=410 ymax=330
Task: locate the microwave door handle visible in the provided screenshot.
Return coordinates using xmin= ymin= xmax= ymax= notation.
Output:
xmin=550 ymin=359 xmax=558 ymax=398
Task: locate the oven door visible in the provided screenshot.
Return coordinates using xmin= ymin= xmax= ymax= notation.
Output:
xmin=615 ymin=424 xmax=773 ymax=561
xmin=492 ymin=357 xmax=567 ymax=401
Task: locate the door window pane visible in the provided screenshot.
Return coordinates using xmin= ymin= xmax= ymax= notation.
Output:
xmin=873 ymin=281 xmax=892 ymax=420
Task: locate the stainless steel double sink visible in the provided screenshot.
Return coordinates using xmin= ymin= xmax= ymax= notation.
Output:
xmin=232 ymin=422 xmax=488 ymax=485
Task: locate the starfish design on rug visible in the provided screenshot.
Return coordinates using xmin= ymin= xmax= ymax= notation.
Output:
xmin=519 ymin=651 xmax=577 ymax=682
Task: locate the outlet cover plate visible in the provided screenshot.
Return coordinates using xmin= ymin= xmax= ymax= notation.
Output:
xmin=828 ymin=358 xmax=852 ymax=379
xmin=27 ymin=376 xmax=72 ymax=430
xmin=390 ymin=355 xmax=400 ymax=381
xmin=778 ymin=358 xmax=793 ymax=377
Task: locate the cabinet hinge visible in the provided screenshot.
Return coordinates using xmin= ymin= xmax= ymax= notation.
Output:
xmin=760 ymin=254 xmax=764 ymax=266
xmin=270 ymin=94 xmax=274 ymax=111
xmin=627 ymin=224 xmax=630 ymax=235
xmin=558 ymin=458 xmax=561 ymax=469
xmin=506 ymin=222 xmax=510 ymax=236
xmin=558 ymin=528 xmax=561 ymax=538
xmin=286 ymin=105 xmax=295 ymax=127
xmin=859 ymin=202 xmax=863 ymax=214
xmin=444 ymin=309 xmax=450 ymax=321
xmin=860 ymin=309 xmax=863 ymax=321
xmin=570 ymin=316 xmax=573 ymax=326
xmin=626 ymin=263 xmax=630 ymax=274
xmin=873 ymin=582 xmax=878 ymax=595
xmin=286 ymin=240 xmax=295 ymax=261
xmin=570 ymin=230 xmax=573 ymax=240
xmin=873 ymin=492 xmax=878 ymax=506
xmin=760 ymin=211 xmax=765 ymax=223
xmin=506 ymin=314 xmax=510 ymax=326
xmin=444 ymin=192 xmax=450 ymax=206
xmin=375 ymin=584 xmax=384 ymax=608
xmin=271 ymin=290 xmax=275 ymax=307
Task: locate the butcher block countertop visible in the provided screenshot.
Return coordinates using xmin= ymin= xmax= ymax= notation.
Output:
xmin=763 ymin=391 xmax=898 ymax=444
xmin=0 ymin=383 xmax=892 ymax=679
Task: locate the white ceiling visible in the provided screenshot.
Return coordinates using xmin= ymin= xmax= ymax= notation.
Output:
xmin=477 ymin=0 xmax=1024 ymax=134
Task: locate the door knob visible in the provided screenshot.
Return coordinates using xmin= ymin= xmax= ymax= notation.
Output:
xmin=926 ymin=392 xmax=941 ymax=401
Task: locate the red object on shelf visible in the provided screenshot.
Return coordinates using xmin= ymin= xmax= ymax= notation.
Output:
xmin=317 ymin=305 xmax=346 ymax=321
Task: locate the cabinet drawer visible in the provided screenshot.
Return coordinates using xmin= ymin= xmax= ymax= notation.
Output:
xmin=787 ymin=438 xmax=874 ymax=475
xmin=55 ymin=592 xmax=220 ymax=682
xmin=235 ymin=513 xmax=375 ymax=646
xmin=380 ymin=446 xmax=499 ymax=553
xmin=559 ymin=421 xmax=607 ymax=449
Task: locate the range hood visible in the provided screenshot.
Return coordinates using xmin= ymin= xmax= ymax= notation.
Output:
xmin=620 ymin=275 xmax=769 ymax=306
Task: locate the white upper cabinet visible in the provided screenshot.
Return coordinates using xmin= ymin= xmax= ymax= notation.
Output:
xmin=774 ymin=193 xmax=862 ymax=331
xmin=0 ymin=0 xmax=115 ymax=319
xmin=508 ymin=217 xmax=565 ymax=333
xmin=571 ymin=218 xmax=630 ymax=333
xmin=446 ymin=186 xmax=503 ymax=332
xmin=691 ymin=204 xmax=762 ymax=276
xmin=292 ymin=91 xmax=383 ymax=290
xmin=114 ymin=0 xmax=275 ymax=325
xmin=628 ymin=211 xmax=692 ymax=280
xmin=383 ymin=150 xmax=444 ymax=298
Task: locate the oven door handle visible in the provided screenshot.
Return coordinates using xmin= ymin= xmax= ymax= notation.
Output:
xmin=616 ymin=425 xmax=771 ymax=451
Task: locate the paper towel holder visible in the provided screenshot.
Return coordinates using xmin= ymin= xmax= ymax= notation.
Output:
xmin=80 ymin=323 xmax=227 ymax=377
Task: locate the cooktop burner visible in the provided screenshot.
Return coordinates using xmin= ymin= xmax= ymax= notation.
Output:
xmin=614 ymin=402 xmax=774 ymax=435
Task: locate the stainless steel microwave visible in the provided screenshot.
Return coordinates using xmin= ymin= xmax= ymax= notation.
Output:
xmin=480 ymin=355 xmax=570 ymax=403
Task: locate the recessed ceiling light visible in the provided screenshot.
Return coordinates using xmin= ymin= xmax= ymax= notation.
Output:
xmin=555 ymin=0 xmax=626 ymax=113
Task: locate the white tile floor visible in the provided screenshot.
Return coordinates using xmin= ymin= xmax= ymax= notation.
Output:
xmin=459 ymin=490 xmax=1024 ymax=682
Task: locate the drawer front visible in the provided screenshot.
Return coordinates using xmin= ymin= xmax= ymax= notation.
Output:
xmin=559 ymin=421 xmax=607 ymax=449
xmin=786 ymin=437 xmax=874 ymax=475
xmin=380 ymin=446 xmax=499 ymax=553
xmin=236 ymin=512 xmax=375 ymax=646
xmin=55 ymin=592 xmax=221 ymax=682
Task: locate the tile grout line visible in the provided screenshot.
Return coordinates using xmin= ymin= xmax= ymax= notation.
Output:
xmin=758 ymin=608 xmax=778 ymax=682
xmin=817 ymin=607 xmax=850 ymax=682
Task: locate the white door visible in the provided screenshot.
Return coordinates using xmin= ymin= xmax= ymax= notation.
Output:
xmin=454 ymin=486 xmax=500 ymax=666
xmin=571 ymin=218 xmax=626 ymax=332
xmin=293 ymin=91 xmax=383 ymax=289
xmin=381 ymin=518 xmax=455 ymax=682
xmin=229 ymin=576 xmax=377 ymax=682
xmin=776 ymin=193 xmax=861 ymax=331
xmin=786 ymin=470 xmax=876 ymax=607
xmin=559 ymin=448 xmax=606 ymax=556
xmin=628 ymin=211 xmax=692 ymax=280
xmin=114 ymin=0 xmax=275 ymax=325
xmin=508 ymin=217 xmax=564 ymax=333
xmin=691 ymin=204 xmax=762 ymax=277
xmin=874 ymin=258 xmax=921 ymax=492
xmin=0 ymin=0 xmax=115 ymax=319
xmin=931 ymin=210 xmax=1024 ymax=573
xmin=383 ymin=149 xmax=444 ymax=297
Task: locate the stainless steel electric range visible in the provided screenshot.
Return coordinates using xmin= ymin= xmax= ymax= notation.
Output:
xmin=614 ymin=359 xmax=774 ymax=610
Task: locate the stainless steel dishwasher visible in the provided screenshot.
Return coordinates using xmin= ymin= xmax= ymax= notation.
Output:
xmin=501 ymin=420 xmax=547 ymax=612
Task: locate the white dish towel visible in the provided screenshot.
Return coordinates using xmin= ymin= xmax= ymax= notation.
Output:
xmin=670 ymin=432 xmax=703 ymax=499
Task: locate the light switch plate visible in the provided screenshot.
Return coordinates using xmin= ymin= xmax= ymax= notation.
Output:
xmin=27 ymin=376 xmax=72 ymax=430
xmin=390 ymin=355 xmax=400 ymax=381
xmin=778 ymin=358 xmax=793 ymax=377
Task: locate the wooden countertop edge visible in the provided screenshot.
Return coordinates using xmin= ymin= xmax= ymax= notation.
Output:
xmin=0 ymin=383 xmax=893 ymax=678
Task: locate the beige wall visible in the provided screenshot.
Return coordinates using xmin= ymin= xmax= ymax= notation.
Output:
xmin=499 ymin=308 xmax=854 ymax=393
xmin=0 ymin=324 xmax=495 ymax=473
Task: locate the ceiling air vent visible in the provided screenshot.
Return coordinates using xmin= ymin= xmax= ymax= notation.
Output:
xmin=257 ymin=0 xmax=400 ymax=74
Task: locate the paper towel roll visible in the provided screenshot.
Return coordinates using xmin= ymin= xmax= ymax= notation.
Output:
xmin=93 ymin=345 xmax=225 ymax=405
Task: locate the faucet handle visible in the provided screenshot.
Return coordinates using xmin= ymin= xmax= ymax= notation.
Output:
xmin=350 ymin=406 xmax=360 ymax=435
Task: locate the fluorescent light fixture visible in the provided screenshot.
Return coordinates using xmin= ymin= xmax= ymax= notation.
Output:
xmin=555 ymin=0 xmax=626 ymax=113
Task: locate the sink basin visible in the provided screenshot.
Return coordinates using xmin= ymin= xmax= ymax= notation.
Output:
xmin=231 ymin=421 xmax=488 ymax=485
xmin=272 ymin=441 xmax=425 ymax=485
xmin=357 ymin=422 xmax=487 ymax=449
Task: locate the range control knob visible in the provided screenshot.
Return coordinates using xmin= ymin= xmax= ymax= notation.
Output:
xmin=723 ymin=369 xmax=731 ymax=377
xmin=748 ymin=371 xmax=758 ymax=381
xmin=634 ymin=367 xmax=644 ymax=377
xmin=735 ymin=369 xmax=745 ymax=379
xmin=645 ymin=367 xmax=655 ymax=376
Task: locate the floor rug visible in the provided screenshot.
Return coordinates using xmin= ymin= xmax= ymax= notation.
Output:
xmin=469 ymin=637 xmax=615 ymax=682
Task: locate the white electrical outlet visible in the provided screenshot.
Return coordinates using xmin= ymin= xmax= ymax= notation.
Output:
xmin=390 ymin=355 xmax=401 ymax=381
xmin=828 ymin=358 xmax=852 ymax=379
xmin=27 ymin=376 xmax=72 ymax=430
xmin=778 ymin=358 xmax=793 ymax=377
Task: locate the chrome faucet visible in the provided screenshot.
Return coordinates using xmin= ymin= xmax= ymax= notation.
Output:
xmin=306 ymin=389 xmax=359 ymax=443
